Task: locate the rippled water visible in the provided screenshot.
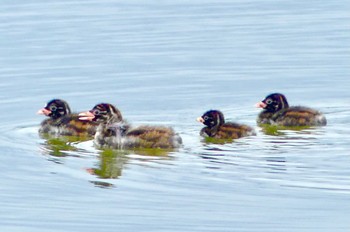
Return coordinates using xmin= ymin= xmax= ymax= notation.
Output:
xmin=1 ymin=1 xmax=349 ymax=231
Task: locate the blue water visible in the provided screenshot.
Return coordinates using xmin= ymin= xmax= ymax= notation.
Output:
xmin=0 ymin=1 xmax=349 ymax=231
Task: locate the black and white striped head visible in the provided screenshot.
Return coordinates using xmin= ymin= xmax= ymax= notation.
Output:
xmin=197 ymin=110 xmax=225 ymax=128
xmin=256 ymin=93 xmax=289 ymax=113
xmin=37 ymin=99 xmax=71 ymax=119
xmin=79 ymin=103 xmax=123 ymax=124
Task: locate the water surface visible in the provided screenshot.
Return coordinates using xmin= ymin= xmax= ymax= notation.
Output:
xmin=0 ymin=1 xmax=349 ymax=231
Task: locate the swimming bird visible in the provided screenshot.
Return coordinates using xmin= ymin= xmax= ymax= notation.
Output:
xmin=37 ymin=99 xmax=98 ymax=136
xmin=79 ymin=103 xmax=182 ymax=149
xmin=197 ymin=110 xmax=255 ymax=140
xmin=255 ymin=93 xmax=327 ymax=127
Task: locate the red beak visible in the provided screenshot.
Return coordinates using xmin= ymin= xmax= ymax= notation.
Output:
xmin=78 ymin=111 xmax=95 ymax=121
xmin=255 ymin=101 xmax=267 ymax=109
xmin=196 ymin=117 xmax=205 ymax=123
xmin=37 ymin=108 xmax=51 ymax=116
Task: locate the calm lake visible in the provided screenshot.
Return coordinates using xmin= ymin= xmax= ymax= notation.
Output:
xmin=0 ymin=0 xmax=349 ymax=231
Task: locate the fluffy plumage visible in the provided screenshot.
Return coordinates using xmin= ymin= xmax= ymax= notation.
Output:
xmin=79 ymin=103 xmax=182 ymax=149
xmin=38 ymin=99 xmax=98 ymax=136
xmin=197 ymin=110 xmax=255 ymax=140
xmin=256 ymin=93 xmax=327 ymax=127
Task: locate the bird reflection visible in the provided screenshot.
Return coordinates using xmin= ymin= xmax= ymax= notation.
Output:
xmin=40 ymin=131 xmax=174 ymax=187
xmin=89 ymin=148 xmax=172 ymax=177
xmin=39 ymin=134 xmax=91 ymax=160
xmin=259 ymin=125 xmax=286 ymax=136
xmin=259 ymin=124 xmax=322 ymax=136
xmin=87 ymin=148 xmax=173 ymax=188
xmin=87 ymin=149 xmax=128 ymax=179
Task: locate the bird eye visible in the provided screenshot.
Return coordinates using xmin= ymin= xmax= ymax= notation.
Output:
xmin=50 ymin=105 xmax=57 ymax=111
xmin=265 ymin=99 xmax=273 ymax=104
xmin=203 ymin=116 xmax=209 ymax=121
xmin=93 ymin=109 xmax=101 ymax=115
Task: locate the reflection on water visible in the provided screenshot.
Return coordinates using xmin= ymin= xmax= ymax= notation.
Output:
xmin=260 ymin=125 xmax=287 ymax=136
xmin=0 ymin=0 xmax=349 ymax=231
xmin=194 ymin=122 xmax=336 ymax=189
xmin=88 ymin=149 xmax=128 ymax=179
xmin=201 ymin=136 xmax=241 ymax=144
xmin=38 ymin=134 xmax=94 ymax=166
xmin=87 ymin=147 xmax=175 ymax=187
xmin=39 ymin=133 xmax=175 ymax=186
xmin=257 ymin=124 xmax=328 ymax=154
xmin=39 ymin=135 xmax=87 ymax=156
xmin=258 ymin=124 xmax=324 ymax=136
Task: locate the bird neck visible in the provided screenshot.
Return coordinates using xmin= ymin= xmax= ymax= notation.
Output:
xmin=106 ymin=115 xmax=122 ymax=124
xmin=207 ymin=124 xmax=220 ymax=136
